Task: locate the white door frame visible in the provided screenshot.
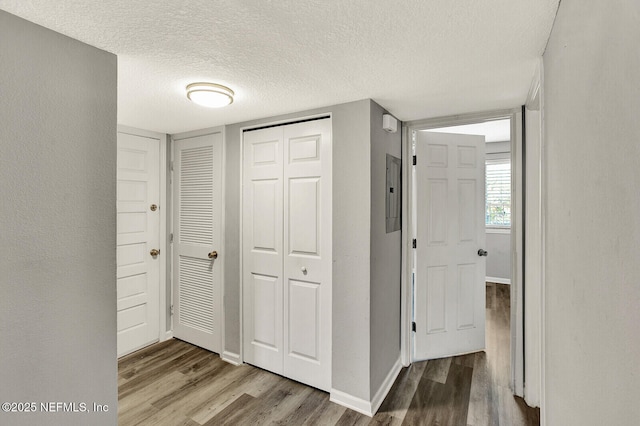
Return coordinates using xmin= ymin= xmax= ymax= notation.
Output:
xmin=401 ymin=108 xmax=526 ymax=394
xmin=238 ymin=113 xmax=332 ymax=366
xmin=170 ymin=126 xmax=226 ymax=354
xmin=117 ymin=125 xmax=170 ymax=346
xmin=524 ymin=58 xmax=545 ymax=412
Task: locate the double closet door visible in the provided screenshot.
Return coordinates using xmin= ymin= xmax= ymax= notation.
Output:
xmin=242 ymin=118 xmax=332 ymax=392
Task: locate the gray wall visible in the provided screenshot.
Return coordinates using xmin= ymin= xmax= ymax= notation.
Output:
xmin=0 ymin=11 xmax=117 ymax=426
xmin=369 ymin=101 xmax=402 ymax=397
xmin=543 ymin=0 xmax=640 ymax=424
xmin=486 ymin=141 xmax=511 ymax=282
xmin=224 ymin=99 xmax=373 ymax=399
xmin=486 ymin=232 xmax=510 ymax=281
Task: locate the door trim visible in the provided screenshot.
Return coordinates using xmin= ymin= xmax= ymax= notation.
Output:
xmin=117 ymin=125 xmax=169 ymax=348
xmin=401 ymin=109 xmax=524 ymax=393
xmin=524 ymin=57 xmax=544 ymax=412
xmin=170 ymin=125 xmax=226 ymax=355
xmin=238 ymin=112 xmax=332 ymax=367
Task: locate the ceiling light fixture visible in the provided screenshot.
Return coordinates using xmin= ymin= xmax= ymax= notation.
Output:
xmin=186 ymin=82 xmax=234 ymax=108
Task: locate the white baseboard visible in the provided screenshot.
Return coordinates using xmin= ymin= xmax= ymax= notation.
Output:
xmin=371 ymin=356 xmax=403 ymax=415
xmin=221 ymin=351 xmax=241 ymax=366
xmin=330 ymin=356 xmax=403 ymax=417
xmin=330 ymin=389 xmax=373 ymax=417
xmin=162 ymin=331 xmax=173 ymax=341
xmin=486 ymin=276 xmax=511 ymax=285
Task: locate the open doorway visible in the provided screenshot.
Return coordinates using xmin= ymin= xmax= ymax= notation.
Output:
xmin=427 ymin=119 xmax=512 ymax=287
xmin=401 ymin=109 xmax=533 ymax=415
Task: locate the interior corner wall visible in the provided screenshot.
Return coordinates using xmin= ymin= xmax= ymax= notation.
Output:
xmin=543 ymin=1 xmax=640 ymax=424
xmin=0 ymin=11 xmax=118 ymax=426
xmin=369 ymin=101 xmax=402 ymax=397
xmin=223 ymin=99 xmax=373 ymax=400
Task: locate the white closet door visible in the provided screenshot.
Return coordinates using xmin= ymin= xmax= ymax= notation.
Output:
xmin=282 ymin=119 xmax=332 ymax=391
xmin=242 ymin=126 xmax=285 ymax=374
xmin=242 ymin=118 xmax=332 ymax=392
xmin=116 ymin=132 xmax=160 ymax=357
xmin=173 ymin=132 xmax=223 ymax=353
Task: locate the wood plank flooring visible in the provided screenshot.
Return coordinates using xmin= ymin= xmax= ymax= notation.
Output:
xmin=118 ymin=283 xmax=539 ymax=425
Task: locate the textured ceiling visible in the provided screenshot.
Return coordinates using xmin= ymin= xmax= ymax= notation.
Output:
xmin=0 ymin=1 xmax=559 ymax=134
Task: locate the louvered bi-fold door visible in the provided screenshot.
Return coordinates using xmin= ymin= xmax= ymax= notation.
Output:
xmin=173 ymin=132 xmax=222 ymax=353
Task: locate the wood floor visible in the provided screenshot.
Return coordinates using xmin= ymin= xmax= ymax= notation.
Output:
xmin=118 ymin=283 xmax=539 ymax=425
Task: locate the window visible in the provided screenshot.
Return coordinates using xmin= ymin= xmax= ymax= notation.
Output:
xmin=485 ymin=157 xmax=511 ymax=227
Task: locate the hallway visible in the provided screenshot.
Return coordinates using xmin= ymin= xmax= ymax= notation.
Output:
xmin=118 ymin=283 xmax=538 ymax=425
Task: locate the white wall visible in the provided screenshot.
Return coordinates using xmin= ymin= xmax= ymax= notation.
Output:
xmin=0 ymin=10 xmax=117 ymax=426
xmin=543 ymin=0 xmax=640 ymax=424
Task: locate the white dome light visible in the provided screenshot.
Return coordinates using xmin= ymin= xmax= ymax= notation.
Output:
xmin=186 ymin=82 xmax=234 ymax=108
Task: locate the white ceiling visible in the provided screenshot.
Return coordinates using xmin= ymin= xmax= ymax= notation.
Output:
xmin=0 ymin=1 xmax=559 ymax=134
xmin=425 ymin=119 xmax=511 ymax=142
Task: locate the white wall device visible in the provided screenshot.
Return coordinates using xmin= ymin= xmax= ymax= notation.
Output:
xmin=383 ymin=114 xmax=398 ymax=133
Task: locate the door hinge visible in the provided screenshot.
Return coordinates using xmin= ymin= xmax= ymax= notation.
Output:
xmin=170 ymin=233 xmax=174 ymax=243
xmin=412 ymin=238 xmax=417 ymax=249
xmin=412 ymin=322 xmax=416 ymax=332
xmin=170 ymin=304 xmax=174 ymax=316
xmin=170 ymin=161 xmax=174 ymax=171
xmin=413 ymin=155 xmax=417 ymax=166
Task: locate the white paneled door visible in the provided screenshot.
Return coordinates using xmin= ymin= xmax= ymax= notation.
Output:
xmin=242 ymin=126 xmax=284 ymax=373
xmin=413 ymin=131 xmax=486 ymax=360
xmin=243 ymin=118 xmax=332 ymax=392
xmin=173 ymin=132 xmax=223 ymax=353
xmin=117 ymin=132 xmax=160 ymax=357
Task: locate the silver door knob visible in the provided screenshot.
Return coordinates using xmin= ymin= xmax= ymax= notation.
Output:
xmin=477 ymin=249 xmax=488 ymax=257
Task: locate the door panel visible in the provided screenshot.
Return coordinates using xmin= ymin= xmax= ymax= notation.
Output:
xmin=414 ymin=131 xmax=486 ymax=360
xmin=252 ymin=180 xmax=279 ymax=251
xmin=282 ymin=120 xmax=331 ymax=391
xmin=288 ymin=279 xmax=320 ymax=361
xmin=457 ymin=264 xmax=477 ymax=329
xmin=117 ymin=132 xmax=160 ymax=357
xmin=243 ymin=127 xmax=284 ymax=374
xmin=243 ymin=118 xmax=331 ymax=392
xmin=288 ymin=178 xmax=319 ymax=254
xmin=173 ymin=132 xmax=222 ymax=353
xmin=426 ymin=266 xmax=446 ymax=333
xmin=427 ymin=179 xmax=448 ymax=245
xmin=251 ymin=276 xmax=279 ymax=353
